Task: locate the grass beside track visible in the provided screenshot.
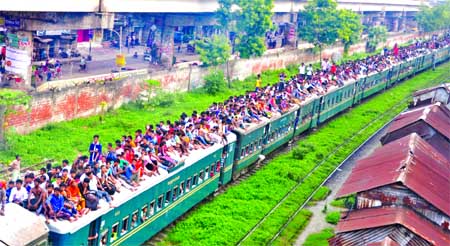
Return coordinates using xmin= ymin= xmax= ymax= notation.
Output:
xmin=157 ymin=63 xmax=449 ymax=246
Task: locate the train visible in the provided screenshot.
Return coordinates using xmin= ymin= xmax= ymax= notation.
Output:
xmin=2 ymin=45 xmax=449 ymax=246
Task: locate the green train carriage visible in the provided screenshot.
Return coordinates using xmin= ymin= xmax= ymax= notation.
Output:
xmin=47 ymin=134 xmax=237 ymax=246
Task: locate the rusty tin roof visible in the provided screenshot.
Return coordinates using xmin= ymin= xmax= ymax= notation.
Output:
xmin=337 ymin=133 xmax=450 ymax=216
xmin=385 ymin=103 xmax=450 ymax=140
xmin=334 ymin=207 xmax=450 ymax=246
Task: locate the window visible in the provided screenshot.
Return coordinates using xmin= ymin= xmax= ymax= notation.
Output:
xmin=173 ymin=186 xmax=179 ymax=201
xmin=179 ymin=181 xmax=185 ymax=196
xmin=192 ymin=175 xmax=198 ymax=187
xmin=204 ymin=167 xmax=209 ymax=180
xmin=141 ymin=205 xmax=148 ymax=223
xmin=131 ymin=211 xmax=139 ymax=229
xmin=100 ymin=230 xmax=108 ymax=246
xmin=165 ymin=190 xmax=172 ymax=206
xmin=149 ymin=201 xmax=155 ymax=216
xmin=157 ymin=195 xmax=163 ymax=211
xmin=199 ymin=171 xmax=204 ymax=184
xmin=121 ymin=216 xmax=129 ymax=236
xmin=241 ymin=149 xmax=245 ymax=158
xmin=186 ymin=178 xmax=191 ymax=192
xmin=110 ymin=223 xmax=119 ymax=243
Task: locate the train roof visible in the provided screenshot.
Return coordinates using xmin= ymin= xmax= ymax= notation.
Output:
xmin=0 ymin=203 xmax=49 ymax=246
xmin=46 ymin=133 xmax=237 ymax=234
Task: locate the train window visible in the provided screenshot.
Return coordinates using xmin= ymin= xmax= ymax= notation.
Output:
xmin=180 ymin=181 xmax=185 ymax=196
xmin=186 ymin=178 xmax=191 ymax=192
xmin=173 ymin=186 xmax=179 ymax=201
xmin=199 ymin=171 xmax=205 ymax=184
xmin=121 ymin=216 xmax=129 ymax=236
xmin=110 ymin=223 xmax=119 ymax=243
xmin=165 ymin=190 xmax=172 ymax=205
xmin=149 ymin=201 xmax=155 ymax=216
xmin=192 ymin=175 xmax=198 ymax=188
xmin=240 ymin=149 xmax=245 ymax=159
xmin=204 ymin=167 xmax=210 ymax=180
xmin=141 ymin=205 xmax=148 ymax=222
xmin=100 ymin=230 xmax=108 ymax=246
xmin=131 ymin=211 xmax=139 ymax=229
xmin=157 ymin=195 xmax=163 ymax=211
xmin=211 ymin=164 xmax=215 ymax=174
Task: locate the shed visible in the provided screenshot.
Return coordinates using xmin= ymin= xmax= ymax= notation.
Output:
xmin=337 ymin=133 xmax=450 ymax=217
xmin=0 ymin=203 xmax=49 ymax=246
xmin=329 ymin=207 xmax=450 ymax=246
xmin=412 ymin=83 xmax=450 ymax=110
xmin=380 ymin=103 xmax=450 ymax=159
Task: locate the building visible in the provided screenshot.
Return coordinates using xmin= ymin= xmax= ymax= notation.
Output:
xmin=332 ymin=132 xmax=450 ymax=245
xmin=380 ymin=103 xmax=450 ymax=159
xmin=0 ymin=0 xmax=433 ymax=85
xmin=412 ymin=83 xmax=450 ymax=110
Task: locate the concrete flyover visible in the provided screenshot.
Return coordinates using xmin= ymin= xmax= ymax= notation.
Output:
xmin=0 ymin=0 xmax=431 ymax=13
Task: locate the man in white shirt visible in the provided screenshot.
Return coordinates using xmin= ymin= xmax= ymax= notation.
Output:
xmin=298 ymin=63 xmax=306 ymax=78
xmin=9 ymin=179 xmax=28 ymax=205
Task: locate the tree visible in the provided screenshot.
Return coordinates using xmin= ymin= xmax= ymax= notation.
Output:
xmin=196 ymin=35 xmax=231 ymax=67
xmin=337 ymin=9 xmax=363 ymax=55
xmin=0 ymin=89 xmax=31 ymax=149
xmin=416 ymin=1 xmax=450 ymax=32
xmin=366 ymin=26 xmax=388 ymax=52
xmin=297 ymin=0 xmax=341 ymax=50
xmin=216 ymin=0 xmax=274 ymax=59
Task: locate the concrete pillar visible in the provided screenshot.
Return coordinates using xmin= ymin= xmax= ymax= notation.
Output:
xmin=160 ymin=25 xmax=174 ymax=67
xmin=4 ymin=30 xmax=33 ymax=88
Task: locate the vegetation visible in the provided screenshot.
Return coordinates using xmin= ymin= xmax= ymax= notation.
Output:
xmin=311 ymin=186 xmax=331 ymax=202
xmin=271 ymin=210 xmax=312 ymax=246
xmin=0 ymin=89 xmax=31 ymax=149
xmin=366 ymin=26 xmax=388 ymax=53
xmin=195 ymin=35 xmax=231 ymax=66
xmin=159 ymin=63 xmax=450 ymax=245
xmin=235 ymin=0 xmax=274 ymax=58
xmin=325 ymin=211 xmax=341 ymax=225
xmin=330 ymin=195 xmax=356 ymax=208
xmin=416 ymin=0 xmax=450 ymax=32
xmin=303 ymin=228 xmax=335 ymax=246
xmin=298 ymin=0 xmax=363 ymax=54
xmin=203 ymin=69 xmax=227 ymax=95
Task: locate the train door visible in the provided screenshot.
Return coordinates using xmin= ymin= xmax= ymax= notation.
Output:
xmin=87 ymin=218 xmax=101 ymax=246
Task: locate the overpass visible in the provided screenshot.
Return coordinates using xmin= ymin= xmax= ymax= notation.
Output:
xmin=0 ymin=0 xmax=431 ymax=13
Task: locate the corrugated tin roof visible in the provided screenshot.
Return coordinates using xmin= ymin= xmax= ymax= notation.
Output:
xmin=334 ymin=207 xmax=450 ymax=246
xmin=336 ymin=133 xmax=450 ymax=216
xmin=384 ymin=103 xmax=450 ymax=140
xmin=413 ymin=83 xmax=450 ymax=97
xmin=367 ymin=237 xmax=400 ymax=246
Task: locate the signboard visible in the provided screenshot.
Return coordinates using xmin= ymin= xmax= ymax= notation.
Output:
xmin=7 ymin=33 xmax=31 ymax=48
xmin=5 ymin=17 xmax=20 ymax=29
xmin=5 ymin=47 xmax=31 ymax=77
xmin=36 ymin=30 xmax=71 ymax=36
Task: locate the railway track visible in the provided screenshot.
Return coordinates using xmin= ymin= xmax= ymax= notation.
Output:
xmin=237 ymin=70 xmax=450 ymax=246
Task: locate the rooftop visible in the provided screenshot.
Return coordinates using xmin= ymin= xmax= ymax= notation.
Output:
xmin=337 ymin=133 xmax=450 ymax=216
xmin=332 ymin=207 xmax=450 ymax=246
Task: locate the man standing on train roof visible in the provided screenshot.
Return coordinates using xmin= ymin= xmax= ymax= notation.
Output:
xmin=89 ymin=135 xmax=102 ymax=166
xmin=0 ymin=180 xmax=6 ymax=215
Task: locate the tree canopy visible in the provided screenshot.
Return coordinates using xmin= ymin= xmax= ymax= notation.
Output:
xmin=196 ymin=35 xmax=231 ymax=66
xmin=416 ymin=0 xmax=450 ymax=32
xmin=216 ymin=0 xmax=274 ymax=58
xmin=366 ymin=26 xmax=388 ymax=52
xmin=298 ymin=0 xmax=362 ymax=53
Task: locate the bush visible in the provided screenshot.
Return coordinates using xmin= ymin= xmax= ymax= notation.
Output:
xmin=325 ymin=211 xmax=341 ymax=225
xmin=204 ymin=69 xmax=227 ymax=95
xmin=303 ymin=228 xmax=335 ymax=246
xmin=330 ymin=195 xmax=356 ymax=208
xmin=312 ymin=186 xmax=331 ymax=201
xmin=148 ymin=90 xmax=176 ymax=108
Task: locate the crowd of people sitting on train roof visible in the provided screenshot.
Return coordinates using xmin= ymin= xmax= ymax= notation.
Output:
xmin=0 ymin=34 xmax=448 ymax=222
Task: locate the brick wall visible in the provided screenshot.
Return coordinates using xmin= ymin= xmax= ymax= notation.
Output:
xmin=7 ymin=32 xmax=421 ymax=134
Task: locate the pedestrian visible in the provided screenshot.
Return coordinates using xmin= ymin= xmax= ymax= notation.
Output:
xmin=255 ymin=74 xmax=262 ymax=89
xmin=10 ymin=155 xmax=21 ymax=182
